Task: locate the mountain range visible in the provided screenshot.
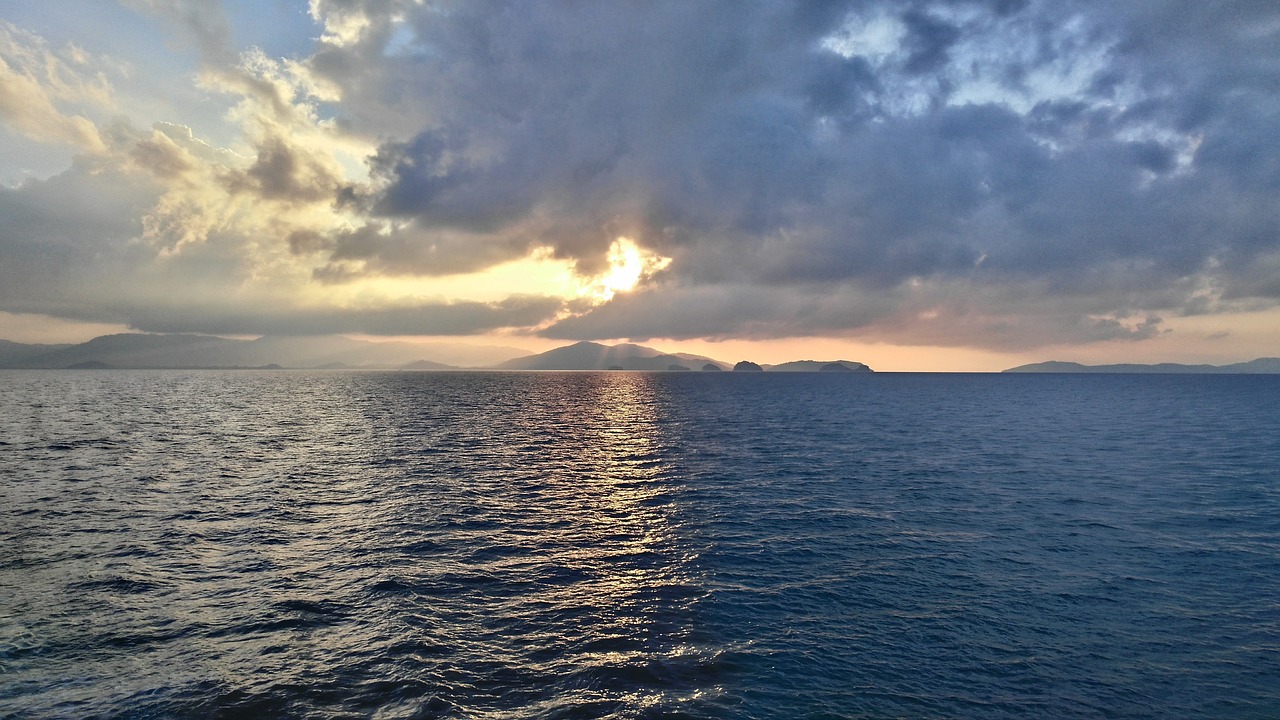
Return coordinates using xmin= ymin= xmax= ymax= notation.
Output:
xmin=0 ymin=334 xmax=525 ymax=370
xmin=1004 ymin=358 xmax=1280 ymax=374
xmin=7 ymin=333 xmax=1279 ymax=373
xmin=0 ymin=334 xmax=874 ymax=372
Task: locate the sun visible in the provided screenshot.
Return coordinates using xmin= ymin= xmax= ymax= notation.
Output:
xmin=585 ymin=237 xmax=672 ymax=302
xmin=600 ymin=240 xmax=645 ymax=296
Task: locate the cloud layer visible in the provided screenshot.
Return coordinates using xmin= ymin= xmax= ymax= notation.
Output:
xmin=1 ymin=1 xmax=1278 ymax=349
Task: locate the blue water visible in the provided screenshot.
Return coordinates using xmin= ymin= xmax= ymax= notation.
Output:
xmin=2 ymin=370 xmax=1278 ymax=718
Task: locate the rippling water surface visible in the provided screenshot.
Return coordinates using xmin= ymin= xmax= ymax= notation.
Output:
xmin=3 ymin=370 xmax=1279 ymax=718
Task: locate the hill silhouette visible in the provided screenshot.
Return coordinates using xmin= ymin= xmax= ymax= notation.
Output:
xmin=497 ymin=341 xmax=729 ymax=371
xmin=0 ymin=333 xmax=522 ymax=369
xmin=1005 ymin=358 xmax=1280 ymax=374
xmin=766 ymin=360 xmax=872 ymax=373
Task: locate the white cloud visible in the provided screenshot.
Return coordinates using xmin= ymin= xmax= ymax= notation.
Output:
xmin=0 ymin=22 xmax=109 ymax=152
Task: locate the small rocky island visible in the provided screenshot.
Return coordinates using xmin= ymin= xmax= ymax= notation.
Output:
xmin=733 ymin=361 xmax=764 ymax=372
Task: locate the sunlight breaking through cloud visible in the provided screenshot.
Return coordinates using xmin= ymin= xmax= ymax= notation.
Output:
xmin=579 ymin=238 xmax=673 ymax=304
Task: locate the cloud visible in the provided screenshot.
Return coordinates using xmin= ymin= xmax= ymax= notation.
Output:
xmin=0 ymin=150 xmax=564 ymax=337
xmin=3 ymin=1 xmax=1280 ymax=351
xmin=296 ymin=1 xmax=1279 ymax=348
xmin=0 ymin=23 xmax=110 ymax=152
xmin=538 ymin=273 xmax=1173 ymax=350
xmin=109 ymin=294 xmax=566 ymax=337
xmin=0 ymin=20 xmax=387 ymax=333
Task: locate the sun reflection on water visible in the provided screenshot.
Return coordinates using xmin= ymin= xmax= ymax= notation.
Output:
xmin=495 ymin=371 xmax=711 ymax=710
xmin=0 ymin=370 xmax=719 ymax=718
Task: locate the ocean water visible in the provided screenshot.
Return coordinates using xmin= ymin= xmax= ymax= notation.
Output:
xmin=2 ymin=370 xmax=1279 ymax=719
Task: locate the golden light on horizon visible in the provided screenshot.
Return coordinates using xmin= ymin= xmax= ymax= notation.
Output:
xmin=310 ymin=248 xmax=579 ymax=307
xmin=302 ymin=238 xmax=675 ymax=315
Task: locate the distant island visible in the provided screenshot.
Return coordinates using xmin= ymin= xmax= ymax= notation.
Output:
xmin=496 ymin=341 xmax=729 ymax=371
xmin=766 ymin=360 xmax=872 ymax=373
xmin=1004 ymin=358 xmax=1280 ymax=374
xmin=0 ymin=335 xmax=876 ymax=373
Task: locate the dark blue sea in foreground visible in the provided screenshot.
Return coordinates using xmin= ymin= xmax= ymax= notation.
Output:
xmin=3 ymin=370 xmax=1279 ymax=719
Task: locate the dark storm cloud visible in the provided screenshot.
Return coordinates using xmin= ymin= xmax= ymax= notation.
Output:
xmin=900 ymin=7 xmax=961 ymax=75
xmin=293 ymin=0 xmax=1280 ymax=346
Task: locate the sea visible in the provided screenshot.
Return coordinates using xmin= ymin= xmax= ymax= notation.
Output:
xmin=2 ymin=370 xmax=1278 ymax=719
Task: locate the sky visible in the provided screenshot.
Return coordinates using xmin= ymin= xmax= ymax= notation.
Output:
xmin=1 ymin=0 xmax=1278 ymax=371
